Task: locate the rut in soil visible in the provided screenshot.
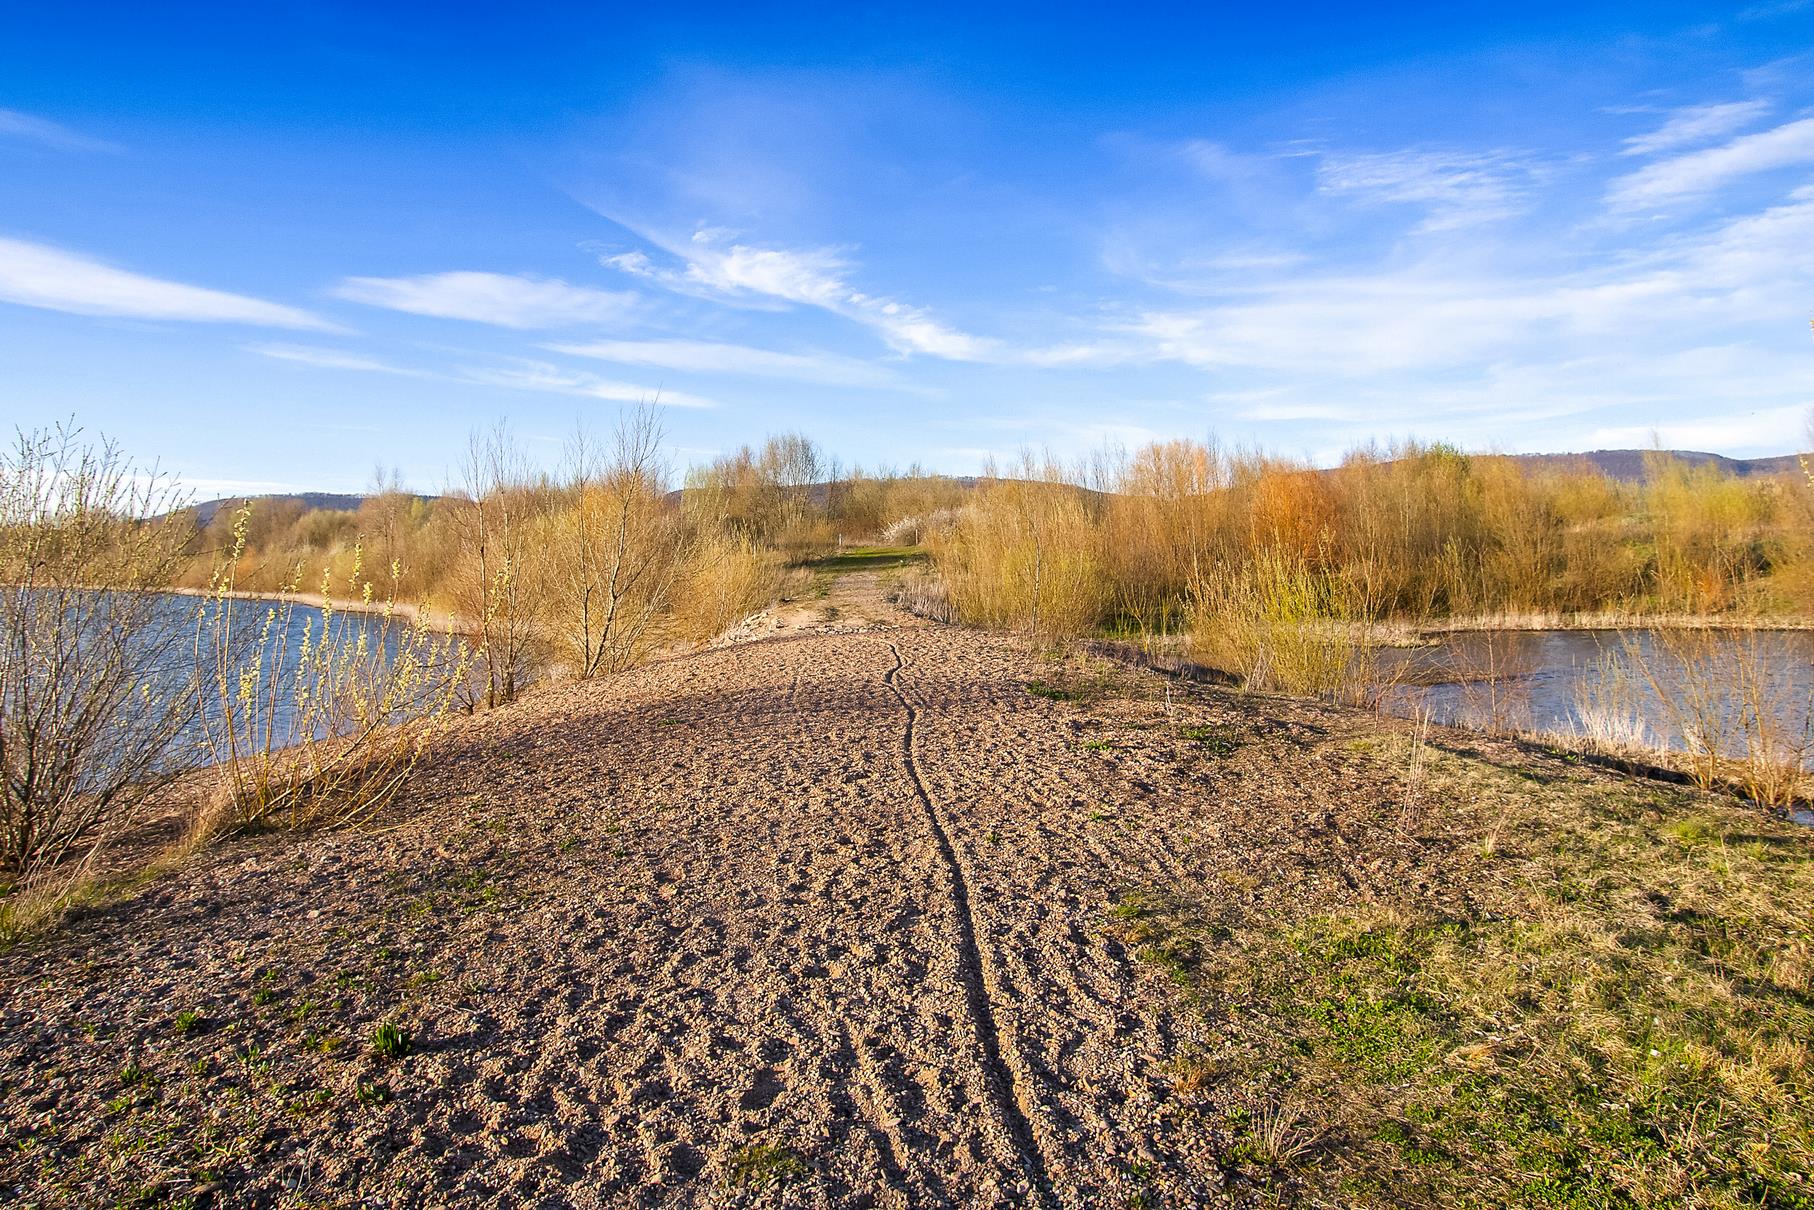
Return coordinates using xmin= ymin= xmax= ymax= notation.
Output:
xmin=882 ymin=638 xmax=1057 ymax=1204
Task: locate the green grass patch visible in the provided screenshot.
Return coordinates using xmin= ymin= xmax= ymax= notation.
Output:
xmin=1125 ymin=747 xmax=1814 ymax=1207
xmin=1178 ymin=724 xmax=1242 ymax=757
xmin=803 ymin=545 xmax=927 ymax=575
xmin=725 ymin=1142 xmax=810 ymax=1189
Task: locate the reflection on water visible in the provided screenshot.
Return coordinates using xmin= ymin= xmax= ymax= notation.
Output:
xmin=1379 ymin=629 xmax=1814 ymax=770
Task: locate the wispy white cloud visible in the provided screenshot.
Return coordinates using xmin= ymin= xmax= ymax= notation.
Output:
xmin=250 ymin=344 xmax=717 ymax=408
xmin=455 ymin=361 xmax=717 ymax=408
xmin=602 ymin=227 xmax=997 ymax=360
xmin=547 ymin=337 xmax=905 ymax=388
xmin=1620 ymin=100 xmax=1772 ymax=157
xmin=251 ymin=344 xmax=429 ymax=375
xmin=1606 ymin=115 xmax=1814 ymax=210
xmin=172 ymin=475 xmax=310 ymax=499
xmin=1115 ymin=183 xmax=1814 ymax=381
xmin=0 ymin=237 xmax=334 ymax=328
xmin=332 ymin=271 xmax=639 ymax=329
xmin=1318 ymin=148 xmax=1542 ymax=229
xmin=1739 ymin=0 xmax=1811 ymax=20
xmin=0 ymin=109 xmax=119 ymax=153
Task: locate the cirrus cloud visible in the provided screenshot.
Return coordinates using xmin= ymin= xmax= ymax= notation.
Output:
xmin=602 ymin=226 xmax=997 ymax=361
xmin=250 ymin=343 xmax=717 ymax=408
xmin=1620 ymin=99 xmax=1772 ymax=157
xmin=547 ymin=337 xmax=907 ymax=388
xmin=0 ymin=109 xmax=120 ymax=154
xmin=1607 ymin=116 xmax=1814 ymax=210
xmin=331 ymin=270 xmax=640 ymax=329
xmin=0 ymin=236 xmax=334 ymax=329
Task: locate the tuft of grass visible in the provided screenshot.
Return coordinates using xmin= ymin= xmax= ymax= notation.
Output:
xmin=1178 ymin=724 xmax=1241 ymax=757
xmin=369 ymin=1021 xmax=412 ymax=1060
xmin=354 ymin=1078 xmax=391 ymax=1107
xmin=725 ymin=1142 xmax=809 ymax=1190
xmin=1226 ymin=1098 xmax=1323 ymax=1170
xmin=1108 ymin=892 xmax=1207 ymax=988
xmin=171 ymin=1010 xmax=207 ymax=1035
xmin=1026 ymin=679 xmax=1072 ymax=701
xmin=1664 ymin=815 xmax=1719 ymax=846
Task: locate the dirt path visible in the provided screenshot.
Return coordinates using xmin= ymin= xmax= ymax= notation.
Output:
xmin=1 ymin=573 xmax=1472 ymax=1207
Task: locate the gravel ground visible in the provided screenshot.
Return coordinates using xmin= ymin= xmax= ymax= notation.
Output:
xmin=1 ymin=583 xmax=1572 ymax=1208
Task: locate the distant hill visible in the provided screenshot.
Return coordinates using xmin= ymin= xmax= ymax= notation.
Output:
xmin=187 ymin=492 xmax=435 ymax=526
xmin=186 ymin=452 xmax=1801 ymax=527
xmin=1509 ymin=449 xmax=1802 ymax=482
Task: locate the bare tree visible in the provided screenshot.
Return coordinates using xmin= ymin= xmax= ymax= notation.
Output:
xmin=541 ymin=405 xmax=685 ymax=678
xmin=451 ymin=422 xmax=543 ymax=708
xmin=0 ymin=424 xmax=199 ymax=873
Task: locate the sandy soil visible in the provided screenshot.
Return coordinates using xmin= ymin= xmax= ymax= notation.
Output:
xmin=1 ymin=575 xmax=1561 ymax=1208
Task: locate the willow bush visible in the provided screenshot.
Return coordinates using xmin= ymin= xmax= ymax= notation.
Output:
xmin=0 ymin=424 xmax=199 ymax=875
xmin=197 ymin=510 xmax=469 ymax=832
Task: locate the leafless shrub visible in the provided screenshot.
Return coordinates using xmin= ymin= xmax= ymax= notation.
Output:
xmin=535 ymin=407 xmax=688 ymax=679
xmin=1731 ymin=636 xmax=1812 ymax=808
xmin=448 ymin=422 xmax=548 ymax=708
xmin=926 ymin=454 xmax=1109 ymax=642
xmin=1189 ymin=551 xmax=1385 ymax=702
xmin=1451 ymin=631 xmax=1533 ymax=734
xmin=670 ymin=532 xmax=779 ymax=643
xmin=1569 ymin=652 xmax=1652 ymax=753
xmin=880 ymin=506 xmax=961 ymax=547
xmin=1394 ymin=706 xmax=1433 ymax=831
xmin=0 ymin=423 xmax=199 ymax=875
xmin=197 ymin=512 xmax=469 ymax=831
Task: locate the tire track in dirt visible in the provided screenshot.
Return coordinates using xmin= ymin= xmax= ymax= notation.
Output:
xmin=882 ymin=638 xmax=1058 ymax=1206
xmin=840 ymin=1024 xmax=911 ymax=1189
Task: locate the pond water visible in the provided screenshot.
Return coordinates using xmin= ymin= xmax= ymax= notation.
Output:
xmin=1378 ymin=629 xmax=1814 ymax=780
xmin=146 ymin=592 xmax=462 ymax=759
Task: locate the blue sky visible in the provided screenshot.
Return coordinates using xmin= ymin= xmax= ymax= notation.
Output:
xmin=3 ymin=2 xmax=1813 ymax=495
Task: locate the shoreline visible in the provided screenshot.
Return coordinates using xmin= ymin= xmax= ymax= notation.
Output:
xmin=163 ymin=585 xmax=463 ymax=635
xmin=1408 ymin=610 xmax=1814 ymax=638
xmin=1095 ymin=611 xmax=1814 ymax=657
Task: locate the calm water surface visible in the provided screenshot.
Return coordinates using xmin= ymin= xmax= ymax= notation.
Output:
xmin=141 ymin=592 xmax=460 ymax=755
xmin=1380 ymin=629 xmax=1814 ymax=774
